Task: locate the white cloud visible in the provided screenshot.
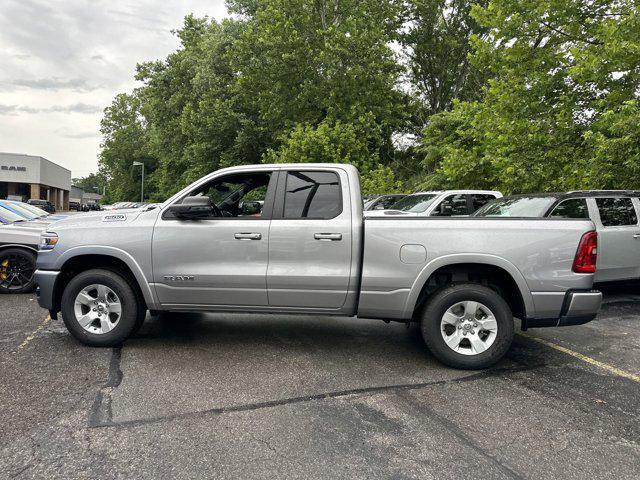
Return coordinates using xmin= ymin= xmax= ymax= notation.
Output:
xmin=0 ymin=0 xmax=228 ymax=177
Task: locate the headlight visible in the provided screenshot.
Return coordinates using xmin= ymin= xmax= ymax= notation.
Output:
xmin=39 ymin=232 xmax=59 ymax=251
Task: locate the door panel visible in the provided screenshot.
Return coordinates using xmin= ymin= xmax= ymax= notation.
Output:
xmin=152 ymin=169 xmax=276 ymax=307
xmin=590 ymin=197 xmax=640 ymax=282
xmin=267 ymin=170 xmax=353 ymax=309
xmin=152 ymin=219 xmax=270 ymax=306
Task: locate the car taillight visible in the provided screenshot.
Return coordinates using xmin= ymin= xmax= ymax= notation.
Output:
xmin=572 ymin=231 xmax=597 ymax=273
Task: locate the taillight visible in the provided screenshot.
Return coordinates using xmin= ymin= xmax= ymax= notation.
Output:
xmin=572 ymin=231 xmax=597 ymax=273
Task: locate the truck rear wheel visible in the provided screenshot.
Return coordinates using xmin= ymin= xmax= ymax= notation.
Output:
xmin=420 ymin=283 xmax=514 ymax=369
xmin=61 ymin=269 xmax=140 ymax=347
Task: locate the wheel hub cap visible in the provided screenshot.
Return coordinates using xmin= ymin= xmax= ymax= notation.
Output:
xmin=440 ymin=300 xmax=498 ymax=356
xmin=73 ymin=284 xmax=122 ymax=335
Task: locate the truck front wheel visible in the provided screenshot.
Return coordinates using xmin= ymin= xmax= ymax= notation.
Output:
xmin=61 ymin=269 xmax=140 ymax=347
xmin=420 ymin=283 xmax=514 ymax=369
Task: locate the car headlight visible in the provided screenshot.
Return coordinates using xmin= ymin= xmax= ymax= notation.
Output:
xmin=39 ymin=232 xmax=59 ymax=251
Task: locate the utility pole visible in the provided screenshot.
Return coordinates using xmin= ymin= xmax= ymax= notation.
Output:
xmin=133 ymin=161 xmax=144 ymax=202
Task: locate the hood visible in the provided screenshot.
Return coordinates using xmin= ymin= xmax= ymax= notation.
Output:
xmin=0 ymin=224 xmax=42 ymax=245
xmin=45 ymin=209 xmax=147 ymax=232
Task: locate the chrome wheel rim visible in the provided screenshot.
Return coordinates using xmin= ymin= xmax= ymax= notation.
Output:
xmin=73 ymin=284 xmax=122 ymax=334
xmin=440 ymin=301 xmax=498 ymax=356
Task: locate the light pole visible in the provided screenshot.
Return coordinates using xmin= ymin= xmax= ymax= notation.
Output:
xmin=133 ymin=161 xmax=144 ymax=202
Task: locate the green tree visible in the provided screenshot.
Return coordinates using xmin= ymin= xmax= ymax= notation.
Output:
xmin=72 ymin=172 xmax=108 ymax=196
xmin=402 ymin=0 xmax=489 ymax=124
xmin=264 ymin=117 xmax=402 ymax=193
xmin=231 ymin=0 xmax=407 ymax=167
xmin=418 ymin=0 xmax=640 ymax=193
xmin=99 ymin=92 xmax=158 ymax=202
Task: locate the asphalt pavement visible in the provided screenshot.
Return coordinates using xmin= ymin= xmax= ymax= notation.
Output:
xmin=1 ymin=287 xmax=638 ymax=479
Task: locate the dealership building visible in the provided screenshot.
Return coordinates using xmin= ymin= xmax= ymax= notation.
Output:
xmin=0 ymin=152 xmax=71 ymax=210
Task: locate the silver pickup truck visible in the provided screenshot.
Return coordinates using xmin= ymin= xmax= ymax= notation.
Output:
xmin=34 ymin=164 xmax=602 ymax=369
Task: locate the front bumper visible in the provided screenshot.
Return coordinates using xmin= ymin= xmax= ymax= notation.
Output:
xmin=523 ymin=289 xmax=602 ymax=329
xmin=34 ymin=269 xmax=60 ymax=312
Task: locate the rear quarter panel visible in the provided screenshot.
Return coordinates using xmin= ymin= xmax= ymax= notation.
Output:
xmin=358 ymin=217 xmax=595 ymax=320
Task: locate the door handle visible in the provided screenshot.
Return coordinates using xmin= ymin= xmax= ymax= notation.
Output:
xmin=234 ymin=232 xmax=262 ymax=240
xmin=314 ymin=233 xmax=342 ymax=241
xmin=633 ymin=234 xmax=640 ymax=239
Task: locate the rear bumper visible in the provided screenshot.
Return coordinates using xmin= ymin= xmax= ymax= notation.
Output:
xmin=523 ymin=289 xmax=602 ymax=329
xmin=34 ymin=269 xmax=60 ymax=312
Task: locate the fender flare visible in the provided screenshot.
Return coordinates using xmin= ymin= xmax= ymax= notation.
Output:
xmin=403 ymin=253 xmax=534 ymax=318
xmin=54 ymin=245 xmax=158 ymax=309
xmin=0 ymin=243 xmax=38 ymax=254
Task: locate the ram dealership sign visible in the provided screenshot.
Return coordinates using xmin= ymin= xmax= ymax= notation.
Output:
xmin=1 ymin=165 xmax=27 ymax=172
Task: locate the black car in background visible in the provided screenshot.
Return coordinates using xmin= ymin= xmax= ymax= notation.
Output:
xmin=27 ymin=198 xmax=55 ymax=213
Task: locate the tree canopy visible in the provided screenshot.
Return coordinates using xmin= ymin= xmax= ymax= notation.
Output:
xmin=90 ymin=0 xmax=640 ymax=202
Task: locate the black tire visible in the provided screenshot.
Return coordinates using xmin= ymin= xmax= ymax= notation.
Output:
xmin=420 ymin=283 xmax=514 ymax=370
xmin=61 ymin=269 xmax=140 ymax=347
xmin=0 ymin=248 xmax=36 ymax=294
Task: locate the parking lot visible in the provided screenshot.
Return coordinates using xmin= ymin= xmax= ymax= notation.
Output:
xmin=1 ymin=287 xmax=639 ymax=479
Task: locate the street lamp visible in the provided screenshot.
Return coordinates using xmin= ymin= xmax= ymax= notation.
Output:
xmin=132 ymin=161 xmax=144 ymax=203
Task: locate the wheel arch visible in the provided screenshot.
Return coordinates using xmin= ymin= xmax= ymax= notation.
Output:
xmin=405 ymin=254 xmax=534 ymax=320
xmin=0 ymin=243 xmax=38 ymax=254
xmin=51 ymin=247 xmax=157 ymax=314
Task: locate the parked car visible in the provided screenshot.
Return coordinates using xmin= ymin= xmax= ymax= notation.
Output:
xmin=474 ymin=190 xmax=640 ymax=284
xmin=27 ymin=199 xmax=55 ymax=213
xmin=7 ymin=200 xmax=67 ymax=221
xmin=0 ymin=206 xmax=29 ymax=225
xmin=35 ymin=164 xmax=601 ymax=369
xmin=69 ymin=201 xmax=81 ymax=211
xmin=0 ymin=200 xmax=56 ymax=226
xmin=363 ymin=194 xmax=407 ymax=211
xmin=0 ymin=217 xmax=45 ymax=293
xmin=370 ymin=190 xmax=502 ymax=217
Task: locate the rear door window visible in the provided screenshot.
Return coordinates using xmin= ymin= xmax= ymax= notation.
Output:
xmin=549 ymin=198 xmax=589 ymax=219
xmin=595 ymin=197 xmax=638 ymax=226
xmin=283 ymin=171 xmax=342 ymax=219
xmin=433 ymin=194 xmax=469 ymax=216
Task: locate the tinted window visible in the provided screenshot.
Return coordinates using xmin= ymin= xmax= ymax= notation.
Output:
xmin=596 ymin=197 xmax=638 ymax=226
xmin=550 ymin=198 xmax=589 ymax=219
xmin=474 ymin=196 xmax=556 ymax=217
xmin=284 ymin=171 xmax=341 ymax=219
xmin=433 ymin=194 xmax=468 ymax=216
xmin=390 ymin=194 xmax=438 ymax=213
xmin=379 ymin=195 xmax=404 ymax=209
xmin=186 ymin=171 xmax=272 ymax=218
xmin=470 ymin=194 xmax=496 ymax=212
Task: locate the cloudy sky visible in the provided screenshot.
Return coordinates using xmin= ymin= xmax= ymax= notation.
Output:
xmin=0 ymin=0 xmax=228 ymax=177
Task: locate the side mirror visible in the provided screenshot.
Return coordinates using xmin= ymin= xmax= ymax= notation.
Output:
xmin=168 ymin=196 xmax=214 ymax=219
xmin=374 ymin=204 xmax=385 ymax=210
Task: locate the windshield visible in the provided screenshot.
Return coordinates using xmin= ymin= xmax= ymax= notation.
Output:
xmin=11 ymin=201 xmax=47 ymax=217
xmin=389 ymin=194 xmax=438 ymax=213
xmin=1 ymin=201 xmax=39 ymax=220
xmin=0 ymin=205 xmax=26 ymax=223
xmin=473 ymin=196 xmax=556 ymax=217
